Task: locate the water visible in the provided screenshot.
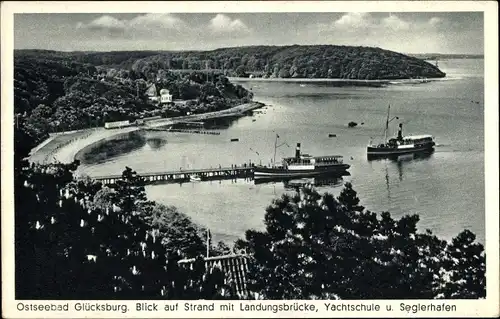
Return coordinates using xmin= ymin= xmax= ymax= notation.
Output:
xmin=78 ymin=59 xmax=485 ymax=245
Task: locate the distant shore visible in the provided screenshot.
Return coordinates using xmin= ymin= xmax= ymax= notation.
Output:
xmin=227 ymin=77 xmax=440 ymax=86
xmin=28 ymin=101 xmax=265 ymax=165
xmin=229 ymin=77 xmax=389 ymax=83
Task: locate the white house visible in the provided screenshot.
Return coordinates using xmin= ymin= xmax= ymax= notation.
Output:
xmin=159 ymin=88 xmax=173 ymax=104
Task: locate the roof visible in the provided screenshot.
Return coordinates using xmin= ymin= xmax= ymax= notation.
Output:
xmin=283 ymin=154 xmax=344 ymax=161
xmin=404 ymin=134 xmax=433 ymax=140
xmin=178 ymin=254 xmax=251 ymax=297
xmin=145 ymin=84 xmax=157 ymax=97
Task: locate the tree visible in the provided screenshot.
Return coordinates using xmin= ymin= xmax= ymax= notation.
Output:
xmin=108 ymin=166 xmax=147 ymax=213
xmin=142 ymin=203 xmax=206 ymax=257
xmin=15 ymin=148 xmax=229 ymax=299
xmin=235 ymin=65 xmax=248 ymax=78
xmin=235 ymin=183 xmax=485 ymax=299
xmin=439 ymin=230 xmax=486 ymax=299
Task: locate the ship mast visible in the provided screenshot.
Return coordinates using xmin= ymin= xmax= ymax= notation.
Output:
xmin=273 ymin=134 xmax=278 ymax=167
xmin=272 ymin=133 xmax=289 ymax=167
xmin=384 ymin=104 xmax=391 ymax=142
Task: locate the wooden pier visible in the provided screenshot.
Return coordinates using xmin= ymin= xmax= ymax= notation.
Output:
xmin=146 ymin=128 xmax=221 ymax=135
xmin=91 ymin=166 xmax=254 ymax=185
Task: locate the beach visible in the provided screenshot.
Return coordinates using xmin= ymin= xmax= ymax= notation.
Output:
xmin=28 ymin=102 xmax=264 ymax=165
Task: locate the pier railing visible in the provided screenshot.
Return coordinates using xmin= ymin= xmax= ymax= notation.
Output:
xmin=91 ymin=165 xmax=255 ymax=185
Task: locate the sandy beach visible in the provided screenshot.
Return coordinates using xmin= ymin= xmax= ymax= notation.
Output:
xmin=28 ymin=102 xmax=264 ymax=165
xmin=28 ymin=127 xmax=140 ymax=164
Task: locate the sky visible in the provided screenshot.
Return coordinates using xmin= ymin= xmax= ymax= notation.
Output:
xmin=14 ymin=12 xmax=484 ymax=54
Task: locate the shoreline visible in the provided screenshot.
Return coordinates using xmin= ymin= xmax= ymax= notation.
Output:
xmin=228 ymin=77 xmax=445 ymax=85
xmin=28 ymin=101 xmax=265 ymax=165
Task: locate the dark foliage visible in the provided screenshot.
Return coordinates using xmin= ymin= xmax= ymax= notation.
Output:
xmin=235 ymin=183 xmax=485 ymax=300
xmin=17 ymin=45 xmax=446 ymax=80
xmin=14 ymin=52 xmax=253 ymax=146
xmin=14 ymin=129 xmax=239 ymax=299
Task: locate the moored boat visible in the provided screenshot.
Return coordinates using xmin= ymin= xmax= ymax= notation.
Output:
xmin=254 ymin=138 xmax=350 ymax=178
xmin=367 ymin=105 xmax=435 ymax=158
xmin=190 ymin=174 xmax=202 ymax=182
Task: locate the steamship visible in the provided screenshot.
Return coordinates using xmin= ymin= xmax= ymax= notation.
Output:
xmin=253 ymin=140 xmax=350 ymax=178
xmin=367 ymin=105 xmax=435 ymax=158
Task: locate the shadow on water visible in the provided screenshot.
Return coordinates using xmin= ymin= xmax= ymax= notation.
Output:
xmin=143 ymin=173 xmax=349 ymax=189
xmin=76 ymin=131 xmax=147 ymax=165
xmin=373 ymin=150 xmax=435 ymax=201
xmin=146 ymin=138 xmax=168 ymax=149
xmin=204 ymin=116 xmax=243 ymax=129
xmin=253 ymin=173 xmax=349 ymax=190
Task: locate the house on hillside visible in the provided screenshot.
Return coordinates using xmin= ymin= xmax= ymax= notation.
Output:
xmin=146 ymin=83 xmax=159 ymax=102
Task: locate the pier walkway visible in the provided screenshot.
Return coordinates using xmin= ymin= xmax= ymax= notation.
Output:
xmin=145 ymin=128 xmax=221 ymax=135
xmin=91 ymin=166 xmax=254 ymax=185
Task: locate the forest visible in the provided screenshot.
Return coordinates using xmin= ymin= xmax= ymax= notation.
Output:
xmin=14 ymin=52 xmax=253 ymax=148
xmin=17 ymin=45 xmax=446 ymax=80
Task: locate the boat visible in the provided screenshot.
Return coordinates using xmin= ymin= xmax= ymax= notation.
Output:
xmin=367 ymin=105 xmax=435 ymax=158
xmin=190 ymin=174 xmax=202 ymax=182
xmin=253 ymin=136 xmax=350 ymax=178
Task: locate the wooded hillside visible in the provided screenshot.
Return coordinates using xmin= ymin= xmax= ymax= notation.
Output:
xmin=17 ymin=45 xmax=446 ymax=80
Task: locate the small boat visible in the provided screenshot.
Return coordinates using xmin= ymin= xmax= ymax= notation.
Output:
xmin=190 ymin=174 xmax=202 ymax=182
xmin=367 ymin=105 xmax=435 ymax=158
xmin=230 ymin=138 xmax=239 ymax=142
xmin=328 ymin=133 xmax=337 ymax=137
xmin=253 ymin=136 xmax=350 ymax=178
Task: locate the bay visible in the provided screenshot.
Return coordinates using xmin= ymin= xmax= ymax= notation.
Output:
xmin=78 ymin=59 xmax=485 ymax=245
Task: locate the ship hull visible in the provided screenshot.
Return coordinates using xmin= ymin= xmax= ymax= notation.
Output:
xmin=367 ymin=143 xmax=435 ymax=158
xmin=253 ymin=164 xmax=350 ymax=178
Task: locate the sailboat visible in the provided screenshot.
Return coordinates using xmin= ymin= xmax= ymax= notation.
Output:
xmin=367 ymin=105 xmax=435 ymax=158
xmin=253 ymin=135 xmax=350 ymax=178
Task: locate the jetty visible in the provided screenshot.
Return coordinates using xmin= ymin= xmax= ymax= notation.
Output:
xmin=144 ymin=102 xmax=264 ymax=129
xmin=145 ymin=128 xmax=221 ymax=135
xmin=91 ymin=166 xmax=254 ymax=185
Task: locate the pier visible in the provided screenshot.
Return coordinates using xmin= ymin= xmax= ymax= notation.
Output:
xmin=144 ymin=102 xmax=264 ymax=129
xmin=145 ymin=128 xmax=221 ymax=135
xmin=91 ymin=165 xmax=254 ymax=185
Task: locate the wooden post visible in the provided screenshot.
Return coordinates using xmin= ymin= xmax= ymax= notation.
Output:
xmin=206 ymin=229 xmax=211 ymax=258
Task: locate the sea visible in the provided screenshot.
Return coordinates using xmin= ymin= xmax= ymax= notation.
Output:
xmin=78 ymin=59 xmax=485 ymax=245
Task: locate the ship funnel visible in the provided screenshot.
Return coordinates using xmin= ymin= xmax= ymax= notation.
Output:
xmin=295 ymin=143 xmax=301 ymax=159
xmin=398 ymin=123 xmax=403 ymax=140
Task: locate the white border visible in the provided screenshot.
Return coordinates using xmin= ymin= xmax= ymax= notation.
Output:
xmin=1 ymin=1 xmax=498 ymax=318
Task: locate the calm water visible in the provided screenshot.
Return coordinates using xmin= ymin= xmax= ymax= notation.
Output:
xmin=78 ymin=59 xmax=485 ymax=244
